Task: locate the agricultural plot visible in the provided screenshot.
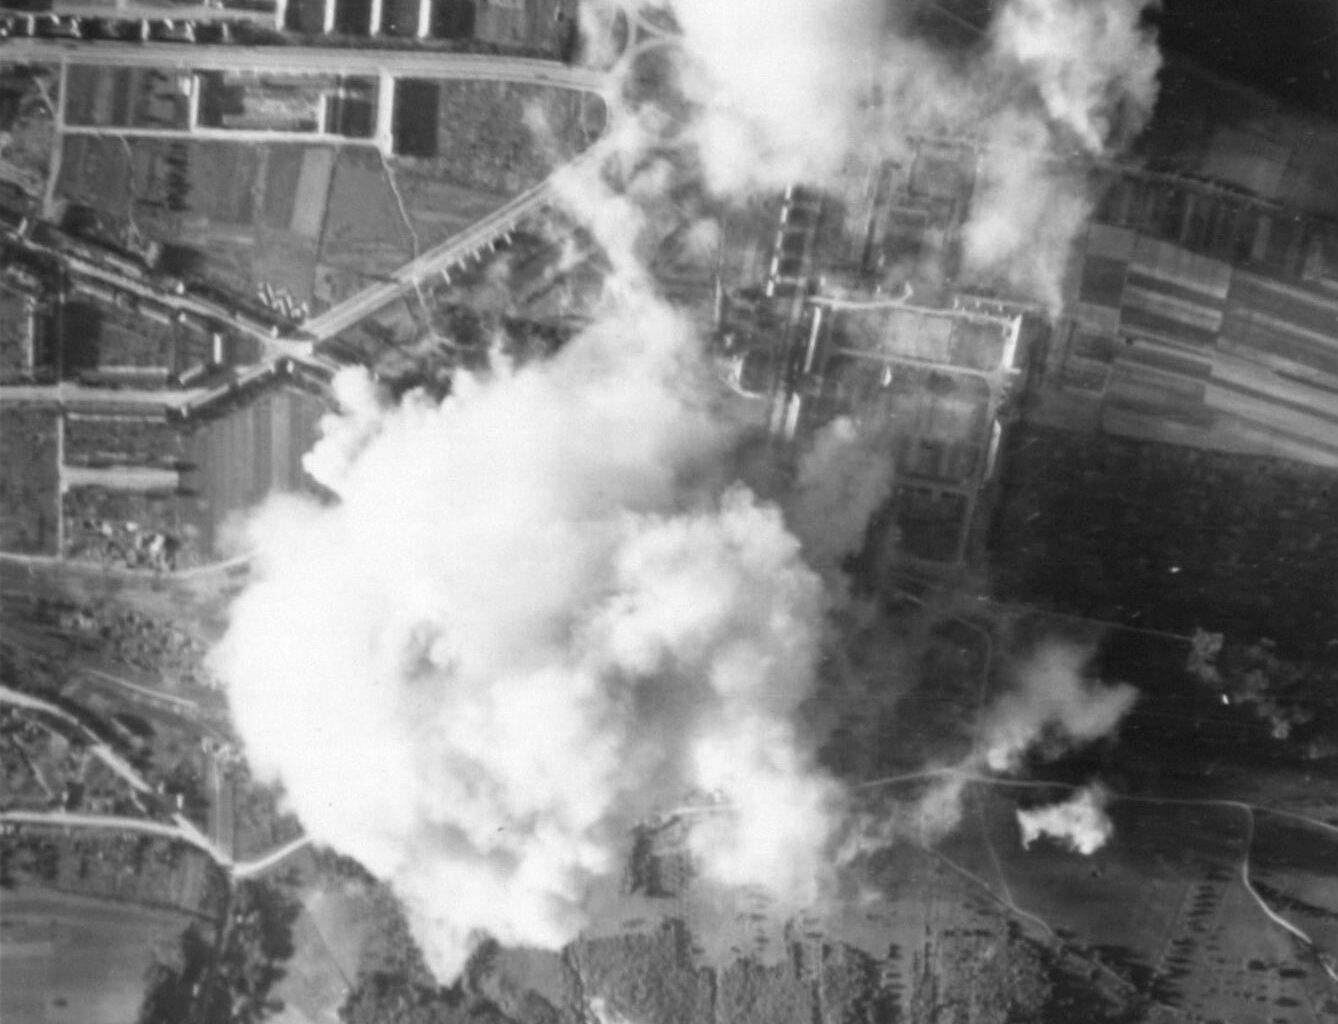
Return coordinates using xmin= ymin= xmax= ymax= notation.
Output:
xmin=268 ymin=877 xmax=377 ymax=1024
xmin=64 ymin=414 xmax=187 ymax=470
xmin=0 ymin=406 xmax=59 ymax=555
xmin=179 ymin=385 xmax=327 ymax=559
xmin=56 ymin=137 xmax=333 ymax=308
xmin=313 ymin=148 xmax=416 ymax=310
xmin=62 ymin=295 xmax=176 ymax=378
xmin=393 ymin=80 xmax=603 ymax=194
xmin=65 ymin=66 xmax=191 ymax=131
xmin=0 ymin=284 xmax=45 ymax=381
xmin=0 ymin=64 xmax=58 ymax=206
xmin=0 ymin=886 xmax=209 ymax=1024
xmin=4 ymin=826 xmax=227 ymax=918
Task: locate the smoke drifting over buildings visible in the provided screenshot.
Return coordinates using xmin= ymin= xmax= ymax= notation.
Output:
xmin=214 ymin=0 xmax=1161 ymax=983
xmin=654 ymin=0 xmax=1161 ymax=306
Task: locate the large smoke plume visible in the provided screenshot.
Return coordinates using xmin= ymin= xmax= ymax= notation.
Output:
xmin=216 ymin=0 xmax=1161 ymax=983
xmin=215 ymin=296 xmax=844 ymax=979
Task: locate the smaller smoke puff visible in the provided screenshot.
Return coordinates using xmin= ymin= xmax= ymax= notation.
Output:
xmin=1017 ymin=784 xmax=1114 ymax=855
xmin=858 ymin=642 xmax=1139 ymax=849
xmin=982 ymin=641 xmax=1138 ymax=773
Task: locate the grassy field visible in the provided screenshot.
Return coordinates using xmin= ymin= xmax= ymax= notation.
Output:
xmin=0 ymin=406 xmax=59 ymax=556
xmin=313 ymin=148 xmax=415 ymax=310
xmin=267 ymin=873 xmax=378 ymax=1024
xmin=0 ymin=885 xmax=208 ymax=1024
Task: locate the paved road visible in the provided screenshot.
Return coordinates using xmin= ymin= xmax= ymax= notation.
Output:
xmin=1 ymin=38 xmax=609 ymax=92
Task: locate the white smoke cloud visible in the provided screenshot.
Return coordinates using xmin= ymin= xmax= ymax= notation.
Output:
xmin=1017 ymin=783 xmax=1114 ymax=855
xmin=963 ymin=0 xmax=1160 ymax=307
xmin=981 ymin=641 xmax=1139 ymax=773
xmin=961 ymin=112 xmax=1094 ymax=311
xmin=844 ymin=642 xmax=1138 ymax=852
xmin=784 ymin=416 xmax=895 ymax=587
xmin=990 ymin=0 xmax=1161 ymax=154
xmin=216 ymin=0 xmax=1165 ymax=981
xmin=215 ymin=289 xmax=845 ymax=980
xmin=636 ymin=0 xmax=1160 ymax=304
xmin=658 ymin=0 xmax=885 ymax=194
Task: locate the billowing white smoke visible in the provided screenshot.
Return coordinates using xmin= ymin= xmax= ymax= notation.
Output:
xmin=964 ymin=0 xmax=1161 ymax=307
xmin=654 ymin=0 xmax=885 ymax=194
xmin=218 ymin=0 xmax=1163 ymax=978
xmin=991 ymin=0 xmax=1161 ymax=153
xmin=1017 ymin=783 xmax=1114 ymax=855
xmin=214 ymin=293 xmax=843 ymax=980
xmin=644 ymin=0 xmax=1159 ymax=305
xmin=849 ymin=641 xmax=1138 ymax=850
xmin=981 ymin=641 xmax=1139 ymax=773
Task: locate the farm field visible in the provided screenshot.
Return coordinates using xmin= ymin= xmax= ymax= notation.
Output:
xmin=393 ymin=79 xmax=603 ymax=192
xmin=64 ymin=66 xmax=191 ymax=131
xmin=55 ymin=137 xmax=334 ymax=308
xmin=4 ymin=825 xmax=227 ymax=918
xmin=179 ymin=385 xmax=328 ymax=559
xmin=64 ymin=414 xmax=187 ymax=469
xmin=0 ymin=64 xmax=59 ymax=209
xmin=0 ymin=885 xmax=207 ymax=1024
xmin=0 ymin=406 xmax=59 ymax=555
xmin=266 ymin=870 xmax=376 ymax=1024
xmin=313 ymin=148 xmax=416 ymax=311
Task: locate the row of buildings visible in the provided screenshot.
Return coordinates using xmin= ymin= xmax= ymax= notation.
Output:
xmin=1 ymin=0 xmax=571 ymax=45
